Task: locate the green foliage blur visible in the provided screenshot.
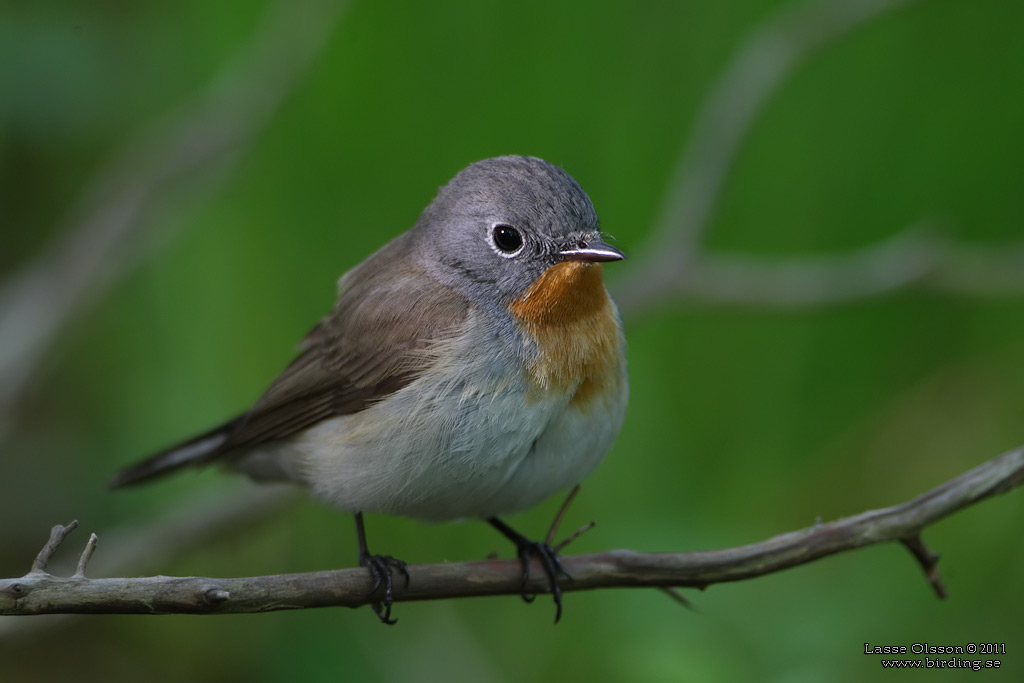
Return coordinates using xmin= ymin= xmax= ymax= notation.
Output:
xmin=3 ymin=0 xmax=1024 ymax=681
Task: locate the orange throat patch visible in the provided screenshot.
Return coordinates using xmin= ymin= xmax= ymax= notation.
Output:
xmin=510 ymin=261 xmax=624 ymax=406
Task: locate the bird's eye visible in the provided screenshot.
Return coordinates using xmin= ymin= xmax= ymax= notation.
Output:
xmin=491 ymin=224 xmax=524 ymax=256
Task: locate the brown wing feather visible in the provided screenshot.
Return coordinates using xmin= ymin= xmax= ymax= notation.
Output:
xmin=112 ymin=236 xmax=469 ymax=486
xmin=222 ymin=243 xmax=469 ymax=450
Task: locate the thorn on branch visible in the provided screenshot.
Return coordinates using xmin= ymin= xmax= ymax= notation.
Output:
xmin=658 ymin=586 xmax=699 ymax=613
xmin=900 ymin=534 xmax=947 ymax=599
xmin=30 ymin=521 xmax=79 ymax=575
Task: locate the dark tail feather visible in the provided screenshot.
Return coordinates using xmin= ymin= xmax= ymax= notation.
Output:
xmin=109 ymin=416 xmax=246 ymax=488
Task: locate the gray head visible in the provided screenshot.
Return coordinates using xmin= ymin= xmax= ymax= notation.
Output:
xmin=412 ymin=155 xmax=623 ymax=311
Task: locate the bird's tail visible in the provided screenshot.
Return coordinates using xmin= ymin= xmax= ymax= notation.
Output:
xmin=109 ymin=415 xmax=245 ymax=488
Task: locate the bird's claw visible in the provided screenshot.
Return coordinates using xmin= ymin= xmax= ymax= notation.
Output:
xmin=513 ymin=539 xmax=571 ymax=622
xmin=360 ymin=552 xmax=410 ymax=625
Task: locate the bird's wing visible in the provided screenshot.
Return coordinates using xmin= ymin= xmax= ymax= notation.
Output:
xmin=111 ymin=242 xmax=469 ymax=487
xmin=223 ymin=266 xmax=469 ymax=450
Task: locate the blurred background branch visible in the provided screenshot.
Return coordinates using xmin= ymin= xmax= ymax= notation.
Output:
xmin=615 ymin=225 xmax=1024 ymax=314
xmin=0 ymin=0 xmax=351 ymax=436
xmin=617 ymin=0 xmax=923 ymax=307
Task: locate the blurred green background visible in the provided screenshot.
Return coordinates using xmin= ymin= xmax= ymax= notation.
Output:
xmin=2 ymin=0 xmax=1024 ymax=681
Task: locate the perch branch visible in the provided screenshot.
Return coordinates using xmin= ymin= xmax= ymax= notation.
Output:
xmin=2 ymin=444 xmax=1021 ymax=617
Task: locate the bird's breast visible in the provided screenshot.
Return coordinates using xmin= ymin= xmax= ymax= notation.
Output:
xmin=510 ymin=261 xmax=625 ymax=408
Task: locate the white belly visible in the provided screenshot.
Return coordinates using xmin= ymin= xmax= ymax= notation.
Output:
xmin=242 ymin=318 xmax=628 ymax=521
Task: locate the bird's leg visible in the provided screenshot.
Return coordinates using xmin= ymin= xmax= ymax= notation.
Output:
xmin=487 ymin=516 xmax=572 ymax=623
xmin=355 ymin=512 xmax=409 ymax=625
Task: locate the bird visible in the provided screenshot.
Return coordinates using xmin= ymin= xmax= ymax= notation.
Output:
xmin=111 ymin=155 xmax=629 ymax=623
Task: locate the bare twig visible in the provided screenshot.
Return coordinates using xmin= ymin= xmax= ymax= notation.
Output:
xmin=2 ymin=445 xmax=1020 ymax=617
xmin=0 ymin=0 xmax=351 ymax=423
xmin=544 ymin=485 xmax=581 ymax=545
xmin=553 ymin=522 xmax=596 ymax=554
xmin=73 ymin=534 xmax=99 ymax=579
xmin=29 ymin=521 xmax=79 ymax=575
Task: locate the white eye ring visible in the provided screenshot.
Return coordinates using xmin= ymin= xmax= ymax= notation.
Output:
xmin=487 ymin=223 xmax=525 ymax=258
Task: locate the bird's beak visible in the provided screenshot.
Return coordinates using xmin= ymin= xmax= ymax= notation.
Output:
xmin=559 ymin=239 xmax=626 ymax=263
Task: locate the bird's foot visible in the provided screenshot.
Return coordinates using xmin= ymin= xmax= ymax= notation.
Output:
xmin=354 ymin=512 xmax=409 ymax=625
xmin=359 ymin=551 xmax=410 ymax=625
xmin=488 ymin=517 xmax=572 ymax=623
